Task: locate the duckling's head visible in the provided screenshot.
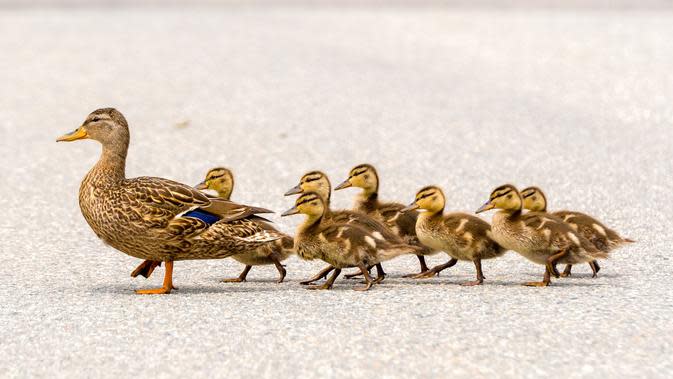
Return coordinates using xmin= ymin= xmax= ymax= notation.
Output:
xmin=284 ymin=171 xmax=332 ymax=202
xmin=521 ymin=186 xmax=548 ymax=212
xmin=335 ymin=164 xmax=379 ymax=194
xmin=476 ymin=184 xmax=522 ymax=213
xmin=196 ymin=167 xmax=234 ymax=200
xmin=281 ymin=192 xmax=326 ymax=219
xmin=57 ymin=108 xmax=130 ymax=154
xmin=402 ymin=186 xmax=446 ymax=214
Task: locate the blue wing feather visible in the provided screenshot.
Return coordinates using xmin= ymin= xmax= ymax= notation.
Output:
xmin=183 ymin=209 xmax=221 ymax=225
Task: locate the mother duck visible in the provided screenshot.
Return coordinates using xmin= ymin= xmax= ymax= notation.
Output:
xmin=57 ymin=108 xmax=282 ymax=294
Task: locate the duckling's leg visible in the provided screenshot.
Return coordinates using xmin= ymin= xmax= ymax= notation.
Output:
xmin=373 ymin=263 xmax=386 ymax=283
xmin=354 ymin=264 xmax=374 ymax=291
xmin=271 ymin=254 xmax=287 ymax=283
xmin=545 ymin=250 xmax=568 ymax=279
xmin=135 ymin=260 xmax=175 ymax=294
xmin=402 ymin=255 xmax=430 ymax=278
xmin=344 ymin=265 xmax=373 ymax=279
xmin=300 ymin=266 xmax=334 ymax=285
xmin=589 ymin=260 xmax=600 ymax=277
xmin=462 ymin=258 xmax=484 ymax=286
xmin=307 ymin=268 xmax=341 ymax=290
xmin=413 ymin=258 xmax=458 ymax=279
xmin=560 ymin=264 xmax=573 ymax=277
xmin=222 ymin=265 xmax=252 ymax=283
xmin=130 ymin=260 xmax=161 ymax=279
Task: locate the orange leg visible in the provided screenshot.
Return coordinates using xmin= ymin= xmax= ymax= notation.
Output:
xmin=136 ymin=261 xmax=175 ymax=295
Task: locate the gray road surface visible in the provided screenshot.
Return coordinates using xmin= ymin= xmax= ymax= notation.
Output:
xmin=1 ymin=6 xmax=672 ymax=378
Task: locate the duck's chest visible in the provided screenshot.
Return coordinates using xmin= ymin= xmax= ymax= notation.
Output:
xmin=415 ymin=218 xmax=449 ymax=252
xmin=78 ymin=181 xmax=144 ymax=247
xmin=295 ymin=235 xmax=357 ymax=268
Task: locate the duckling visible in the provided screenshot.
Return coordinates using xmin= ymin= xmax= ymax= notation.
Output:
xmin=57 ymin=108 xmax=282 ymax=294
xmin=284 ymin=171 xmax=403 ymax=283
xmin=191 ymin=167 xmax=294 ymax=283
xmin=335 ymin=164 xmax=436 ymax=277
xmin=281 ymin=192 xmax=420 ymax=291
xmin=521 ymin=186 xmax=634 ymax=277
xmin=476 ymin=184 xmax=608 ymax=287
xmin=401 ymin=186 xmax=506 ymax=285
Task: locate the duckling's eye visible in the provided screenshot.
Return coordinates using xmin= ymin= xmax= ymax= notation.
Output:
xmin=531 ymin=196 xmax=537 ymax=201
xmin=364 ymin=174 xmax=369 ymax=179
xmin=507 ymin=194 xmax=512 ymax=199
xmin=91 ymin=116 xmax=101 ymax=122
xmin=311 ymin=202 xmax=318 ymax=206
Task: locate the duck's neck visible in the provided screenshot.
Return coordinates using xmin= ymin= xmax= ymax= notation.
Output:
xmin=86 ymin=144 xmax=127 ymax=187
xmin=299 ymin=214 xmax=324 ymax=234
xmin=357 ymin=189 xmax=378 ymax=212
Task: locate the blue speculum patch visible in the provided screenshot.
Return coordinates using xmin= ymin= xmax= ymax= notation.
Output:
xmin=182 ymin=209 xmax=221 ymax=225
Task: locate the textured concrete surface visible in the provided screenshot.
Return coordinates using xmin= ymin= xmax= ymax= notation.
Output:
xmin=1 ymin=7 xmax=672 ymax=378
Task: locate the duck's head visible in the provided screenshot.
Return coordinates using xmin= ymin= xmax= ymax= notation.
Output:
xmin=476 ymin=184 xmax=522 ymax=213
xmin=281 ymin=192 xmax=326 ymax=219
xmin=520 ymin=186 xmax=547 ymax=212
xmin=335 ymin=163 xmax=379 ymax=194
xmin=284 ymin=171 xmax=332 ymax=202
xmin=402 ymin=186 xmax=445 ymax=214
xmin=196 ymin=167 xmax=234 ymax=200
xmin=57 ymin=108 xmax=130 ymax=153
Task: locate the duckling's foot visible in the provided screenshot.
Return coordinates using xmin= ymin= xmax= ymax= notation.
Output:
xmin=354 ymin=264 xmax=374 ymax=291
xmin=307 ymin=283 xmax=333 ymax=290
xmin=222 ymin=265 xmax=251 ymax=283
xmin=131 ymin=260 xmax=161 ymax=279
xmin=344 ymin=272 xmax=363 ymax=279
xmin=523 ymin=281 xmax=549 ymax=287
xmin=307 ymin=268 xmax=341 ymax=290
xmin=461 ymin=280 xmax=483 ymax=286
xmin=412 ymin=270 xmax=438 ymax=279
xmin=560 ymin=264 xmax=573 ymax=278
xmin=222 ymin=277 xmax=246 ymax=283
xmin=300 ymin=266 xmax=334 ymax=285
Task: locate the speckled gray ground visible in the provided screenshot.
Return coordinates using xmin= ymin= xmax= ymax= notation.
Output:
xmin=1 ymin=6 xmax=672 ymax=378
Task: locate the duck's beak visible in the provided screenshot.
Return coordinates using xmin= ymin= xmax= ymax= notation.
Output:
xmin=284 ymin=185 xmax=303 ymax=196
xmin=334 ymin=179 xmax=352 ymax=191
xmin=475 ymin=201 xmax=495 ymax=214
xmin=57 ymin=126 xmax=88 ymax=142
xmin=195 ymin=181 xmax=208 ymax=190
xmin=281 ymin=206 xmax=299 ymax=217
xmin=400 ymin=202 xmax=419 ymax=213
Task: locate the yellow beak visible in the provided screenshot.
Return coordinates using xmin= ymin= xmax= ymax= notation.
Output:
xmin=475 ymin=201 xmax=495 ymax=214
xmin=334 ymin=179 xmax=352 ymax=191
xmin=57 ymin=127 xmax=88 ymax=142
xmin=400 ymin=203 xmax=419 ymax=213
xmin=281 ymin=206 xmax=300 ymax=217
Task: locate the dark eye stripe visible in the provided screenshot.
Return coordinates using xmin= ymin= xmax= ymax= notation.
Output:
xmin=521 ymin=190 xmax=536 ymax=199
xmin=297 ymin=196 xmax=319 ymax=206
xmin=352 ymin=170 xmax=367 ymax=177
xmin=417 ymin=191 xmax=435 ymax=200
xmin=304 ymin=176 xmax=320 ymax=183
xmin=490 ymin=189 xmax=513 ymax=200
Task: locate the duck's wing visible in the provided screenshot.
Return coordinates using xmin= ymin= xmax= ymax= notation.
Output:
xmin=124 ymin=176 xmax=272 ymax=222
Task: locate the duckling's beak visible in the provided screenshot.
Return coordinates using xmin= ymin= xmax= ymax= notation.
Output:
xmin=195 ymin=181 xmax=208 ymax=190
xmin=400 ymin=203 xmax=419 ymax=213
xmin=284 ymin=185 xmax=303 ymax=196
xmin=475 ymin=201 xmax=495 ymax=214
xmin=56 ymin=126 xmax=88 ymax=142
xmin=334 ymin=179 xmax=352 ymax=191
xmin=281 ymin=206 xmax=300 ymax=217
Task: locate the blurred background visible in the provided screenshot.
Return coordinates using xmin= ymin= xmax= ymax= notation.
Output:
xmin=1 ymin=1 xmax=672 ymax=378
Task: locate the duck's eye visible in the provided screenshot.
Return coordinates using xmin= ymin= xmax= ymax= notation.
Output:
xmin=91 ymin=117 xmax=101 ymax=122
